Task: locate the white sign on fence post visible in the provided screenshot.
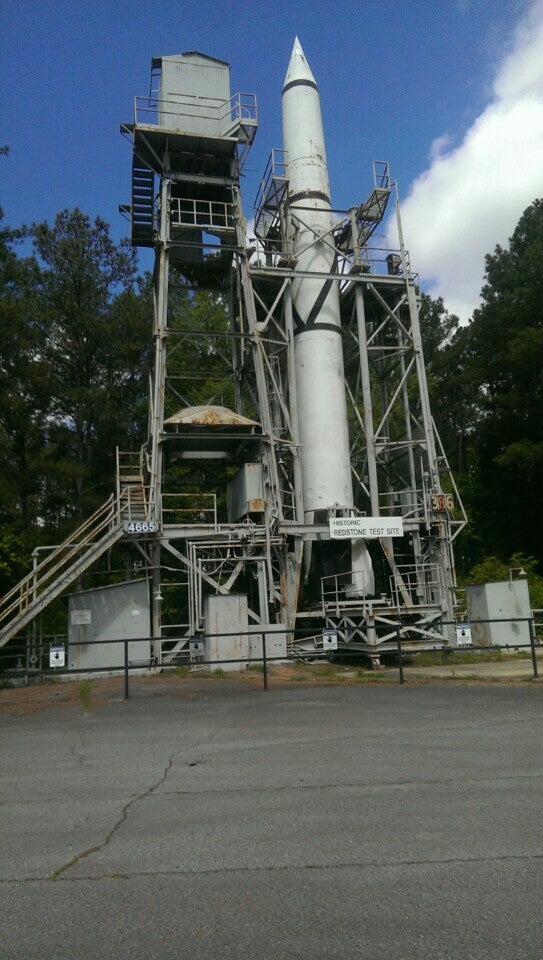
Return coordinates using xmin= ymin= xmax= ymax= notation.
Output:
xmin=49 ymin=645 xmax=65 ymax=668
xmin=456 ymin=623 xmax=472 ymax=647
xmin=322 ymin=628 xmax=338 ymax=652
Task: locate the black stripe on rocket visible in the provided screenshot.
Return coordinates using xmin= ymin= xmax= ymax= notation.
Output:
xmin=292 ymin=257 xmax=341 ymax=336
xmin=282 ymin=78 xmax=319 ymax=95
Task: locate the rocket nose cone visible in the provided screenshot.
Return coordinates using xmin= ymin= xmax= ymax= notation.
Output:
xmin=283 ymin=36 xmax=317 ymax=90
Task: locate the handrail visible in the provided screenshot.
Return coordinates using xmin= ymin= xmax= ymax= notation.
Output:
xmin=170 ymin=197 xmax=235 ymax=231
xmin=162 ymin=492 xmax=217 ymax=528
xmin=0 ymin=495 xmax=120 ymax=633
xmin=134 ymin=92 xmax=257 ymax=137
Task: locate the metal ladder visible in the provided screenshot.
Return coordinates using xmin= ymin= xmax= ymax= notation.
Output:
xmin=116 ymin=448 xmax=149 ymax=520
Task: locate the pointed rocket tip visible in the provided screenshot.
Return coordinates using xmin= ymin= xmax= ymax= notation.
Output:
xmin=284 ymin=36 xmax=317 ymax=91
xmin=290 ymin=36 xmax=306 ymax=61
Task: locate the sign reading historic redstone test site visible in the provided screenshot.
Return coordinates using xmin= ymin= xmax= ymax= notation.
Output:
xmin=329 ymin=517 xmax=404 ymax=539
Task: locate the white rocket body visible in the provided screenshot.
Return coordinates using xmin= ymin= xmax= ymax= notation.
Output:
xmin=282 ymin=38 xmax=374 ymax=594
xmin=282 ymin=39 xmax=352 ymax=517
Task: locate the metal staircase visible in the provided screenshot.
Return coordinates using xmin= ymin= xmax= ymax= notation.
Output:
xmin=130 ymin=160 xmax=155 ymax=247
xmin=0 ymin=497 xmax=124 ymax=649
xmin=0 ymin=454 xmax=151 ymax=649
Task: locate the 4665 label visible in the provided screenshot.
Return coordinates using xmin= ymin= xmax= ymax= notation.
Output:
xmin=124 ymin=520 xmax=159 ymax=535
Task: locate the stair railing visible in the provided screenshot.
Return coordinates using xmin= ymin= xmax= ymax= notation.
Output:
xmin=0 ymin=494 xmax=120 ymax=638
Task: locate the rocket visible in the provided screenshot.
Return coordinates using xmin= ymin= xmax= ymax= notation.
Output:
xmin=282 ymin=38 xmax=374 ymax=593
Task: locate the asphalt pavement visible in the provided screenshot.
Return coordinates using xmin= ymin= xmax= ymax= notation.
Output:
xmin=1 ymin=682 xmax=542 ymax=959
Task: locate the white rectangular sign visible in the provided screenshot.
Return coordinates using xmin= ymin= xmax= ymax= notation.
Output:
xmin=329 ymin=517 xmax=404 ymax=540
xmin=322 ymin=629 xmax=338 ymax=651
xmin=70 ymin=608 xmax=91 ymax=625
xmin=49 ymin=645 xmax=65 ymax=668
xmin=456 ymin=622 xmax=472 ymax=647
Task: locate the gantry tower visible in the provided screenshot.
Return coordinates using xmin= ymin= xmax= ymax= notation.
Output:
xmin=117 ymin=48 xmax=466 ymax=663
xmin=0 ymin=48 xmax=466 ymax=665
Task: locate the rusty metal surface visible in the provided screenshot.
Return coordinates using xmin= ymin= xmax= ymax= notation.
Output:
xmin=165 ymin=404 xmax=259 ymax=427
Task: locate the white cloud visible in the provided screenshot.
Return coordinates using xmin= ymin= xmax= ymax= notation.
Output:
xmin=395 ymin=0 xmax=543 ymax=321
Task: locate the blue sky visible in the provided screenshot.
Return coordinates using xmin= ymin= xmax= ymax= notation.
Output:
xmin=2 ymin=0 xmax=542 ymax=318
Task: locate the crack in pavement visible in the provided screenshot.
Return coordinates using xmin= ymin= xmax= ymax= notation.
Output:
xmin=144 ymin=769 xmax=543 ymax=798
xmin=48 ymin=754 xmax=176 ymax=881
xmin=3 ymin=851 xmax=542 ymax=884
xmin=5 ymin=769 xmax=542 ymax=808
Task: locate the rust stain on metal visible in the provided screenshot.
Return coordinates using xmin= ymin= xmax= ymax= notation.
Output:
xmin=165 ymin=404 xmax=260 ymax=427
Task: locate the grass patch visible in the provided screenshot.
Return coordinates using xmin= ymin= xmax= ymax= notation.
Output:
xmin=246 ymin=663 xmax=264 ymax=673
xmin=410 ymin=649 xmax=505 ymax=667
xmin=211 ymin=668 xmax=227 ymax=678
xmin=78 ymin=681 xmax=92 ymax=711
xmin=315 ymin=666 xmax=338 ymax=679
xmin=174 ymin=666 xmax=191 ymax=677
xmin=355 ymin=668 xmax=384 ymax=683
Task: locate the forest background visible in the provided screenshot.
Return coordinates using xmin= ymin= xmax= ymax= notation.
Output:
xmin=1 ymin=191 xmax=542 ymax=608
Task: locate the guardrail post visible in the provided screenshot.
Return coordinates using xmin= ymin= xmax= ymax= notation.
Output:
xmin=528 ymin=618 xmax=539 ymax=679
xmin=396 ymin=627 xmax=404 ymax=684
xmin=124 ymin=639 xmax=130 ymax=699
xmin=262 ymin=631 xmax=268 ymax=691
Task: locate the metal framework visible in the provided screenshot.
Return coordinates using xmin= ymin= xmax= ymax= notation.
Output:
xmin=117 ymin=56 xmax=466 ymax=664
xmin=0 ymin=52 xmax=466 ymax=666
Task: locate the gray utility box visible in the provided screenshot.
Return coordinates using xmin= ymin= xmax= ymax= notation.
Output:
xmin=466 ymin=579 xmax=531 ymax=647
xmin=227 ymin=463 xmax=265 ymax=522
xmin=158 ymin=52 xmax=231 ymax=136
xmin=248 ymin=625 xmax=287 ymax=663
xmin=203 ymin=594 xmax=249 ymax=671
xmin=68 ymin=580 xmax=151 ymax=671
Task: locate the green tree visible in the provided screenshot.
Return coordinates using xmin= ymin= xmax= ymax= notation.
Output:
xmin=465 ymin=199 xmax=543 ymax=564
xmin=166 ymin=286 xmax=234 ymax=416
xmin=465 ymin=553 xmax=543 ymax=609
xmin=0 ymin=212 xmax=45 ymax=533
xmin=419 ymin=294 xmax=481 ymax=476
xmin=30 ymin=209 xmax=149 ymax=531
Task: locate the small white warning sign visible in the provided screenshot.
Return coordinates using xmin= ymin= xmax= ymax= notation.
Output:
xmin=456 ymin=623 xmax=472 ymax=647
xmin=49 ymin=645 xmax=65 ymax=668
xmin=322 ymin=629 xmax=338 ymax=651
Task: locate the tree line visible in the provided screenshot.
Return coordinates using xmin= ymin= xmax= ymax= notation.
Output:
xmin=0 ymin=200 xmax=542 ymax=601
xmin=0 ymin=209 xmax=151 ymax=591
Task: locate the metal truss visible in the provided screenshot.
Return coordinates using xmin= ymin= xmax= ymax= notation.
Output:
xmin=123 ymin=72 xmax=465 ymax=661
xmin=243 ymin=159 xmax=467 ymax=651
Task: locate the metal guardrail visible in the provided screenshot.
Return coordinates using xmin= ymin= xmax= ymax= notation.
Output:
xmin=161 ymin=493 xmax=217 ymax=527
xmin=170 ymin=197 xmax=235 ymax=231
xmin=1 ymin=617 xmax=540 ymax=699
xmin=0 ymin=496 xmax=119 ymax=642
xmin=321 ymin=564 xmax=440 ymax=612
xmin=133 ymin=93 xmax=257 ymax=138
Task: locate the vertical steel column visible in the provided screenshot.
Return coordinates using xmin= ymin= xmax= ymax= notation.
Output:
xmin=149 ymin=174 xmax=170 ymax=519
xmin=406 ymin=281 xmax=456 ymax=628
xmin=284 ymin=285 xmax=305 ymax=524
xmin=148 ymin=171 xmax=171 ymax=660
xmin=354 ymin=282 xmax=379 ymax=516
